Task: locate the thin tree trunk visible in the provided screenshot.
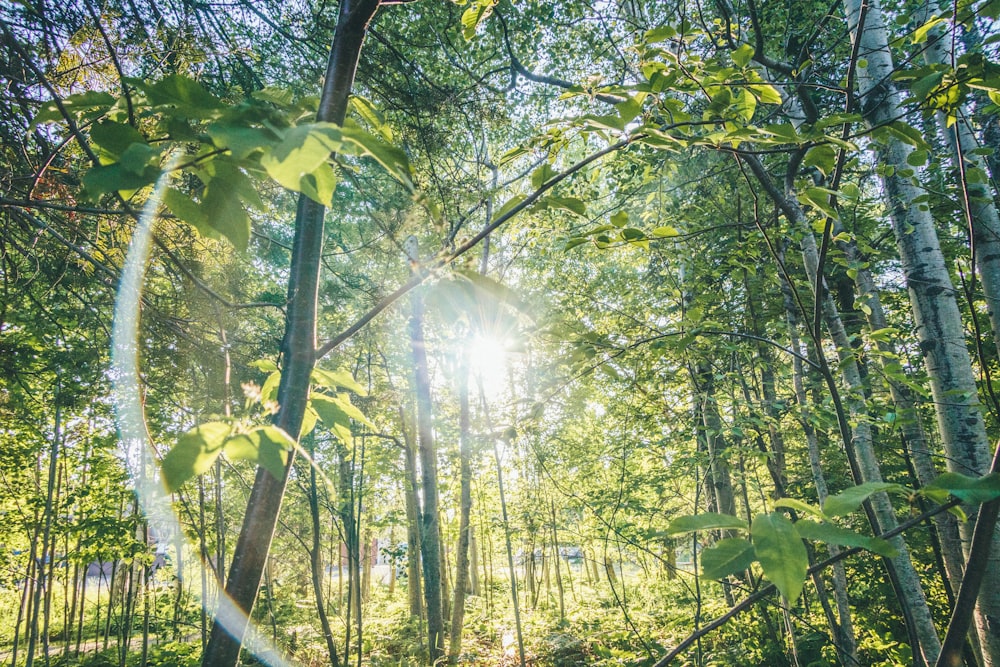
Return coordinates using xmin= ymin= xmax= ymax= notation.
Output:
xmin=26 ymin=381 xmax=61 ymax=667
xmin=400 ymin=409 xmax=424 ymax=619
xmin=482 ymin=388 xmax=526 ymax=667
xmin=550 ymin=500 xmax=565 ymax=624
xmin=307 ymin=434 xmax=341 ymax=667
xmin=470 ymin=531 xmax=480 ymax=597
xmin=410 ymin=283 xmax=444 ymax=662
xmin=448 ymin=351 xmax=473 ymax=663
xmin=200 ymin=2 xmax=381 ymax=664
xmin=779 ymin=252 xmax=859 ymax=667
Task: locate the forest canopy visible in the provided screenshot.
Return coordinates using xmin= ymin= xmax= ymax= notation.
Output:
xmin=3 ymin=0 xmax=1000 ymax=666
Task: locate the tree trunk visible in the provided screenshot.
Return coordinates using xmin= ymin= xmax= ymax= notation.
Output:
xmin=200 ymin=2 xmax=381 ymax=665
xmin=25 ymin=382 xmax=61 ymax=667
xmin=400 ymin=410 xmax=424 ymax=619
xmin=448 ymin=352 xmax=473 ymax=663
xmin=917 ymin=5 xmax=1000 ymax=366
xmin=550 ymin=500 xmax=565 ymax=623
xmin=470 ymin=531 xmax=480 ymax=597
xmin=779 ymin=247 xmax=859 ymax=667
xmin=410 ymin=285 xmax=444 ymax=662
xmin=844 ymin=3 xmax=999 ymax=662
xmin=742 ymin=152 xmax=941 ymax=665
xmin=307 ymin=434 xmax=341 ymax=667
xmin=483 ymin=391 xmax=526 ymax=667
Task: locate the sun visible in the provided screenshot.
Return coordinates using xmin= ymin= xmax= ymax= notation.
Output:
xmin=467 ymin=333 xmax=510 ymax=398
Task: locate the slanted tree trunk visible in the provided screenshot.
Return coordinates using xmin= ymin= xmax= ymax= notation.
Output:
xmin=742 ymin=153 xmax=942 ymax=665
xmin=917 ymin=6 xmax=1000 ymax=366
xmin=778 ymin=246 xmax=859 ymax=667
xmin=199 ymin=2 xmax=381 ymax=665
xmin=844 ymin=3 xmax=999 ymax=662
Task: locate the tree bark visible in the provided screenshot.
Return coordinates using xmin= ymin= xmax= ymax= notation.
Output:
xmin=410 ymin=285 xmax=444 ymax=662
xmin=742 ymin=152 xmax=941 ymax=665
xmin=448 ymin=352 xmax=473 ymax=663
xmin=843 ymin=2 xmax=999 ymax=662
xmin=779 ymin=246 xmax=859 ymax=666
xmin=200 ymin=2 xmax=381 ymax=665
xmin=307 ymin=434 xmax=341 ymax=667
xmin=400 ymin=409 xmax=424 ymax=619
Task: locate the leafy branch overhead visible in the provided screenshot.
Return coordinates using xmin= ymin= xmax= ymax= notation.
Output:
xmin=32 ymin=75 xmax=413 ymax=251
xmin=666 ymin=475 xmax=1000 ymax=603
xmin=159 ymin=364 xmax=371 ymax=492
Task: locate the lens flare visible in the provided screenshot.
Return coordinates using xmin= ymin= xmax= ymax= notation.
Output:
xmin=111 ymin=155 xmax=292 ymax=667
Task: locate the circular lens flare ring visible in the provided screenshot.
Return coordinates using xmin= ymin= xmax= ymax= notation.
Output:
xmin=111 ymin=155 xmax=293 ymax=667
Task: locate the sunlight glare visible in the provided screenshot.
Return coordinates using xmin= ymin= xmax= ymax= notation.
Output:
xmin=468 ymin=333 xmax=510 ymax=398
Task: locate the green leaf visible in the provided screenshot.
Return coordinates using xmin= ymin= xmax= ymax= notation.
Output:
xmin=348 ymin=95 xmax=392 ymax=141
xmin=492 ymin=194 xmax=527 ymax=223
xmin=250 ymin=359 xmax=279 ymax=372
xmin=749 ymin=83 xmax=782 ymax=105
xmin=90 ymin=121 xmax=147 ymax=157
xmin=260 ymin=123 xmax=342 ymax=202
xmin=341 ymin=125 xmax=412 ymax=188
xmin=907 ymin=149 xmax=929 ymax=167
xmin=913 ymin=16 xmax=948 ymax=44
xmin=311 ymin=367 xmax=368 ymax=396
xmin=666 ymin=512 xmax=747 ymax=536
xmin=310 ymin=394 xmax=354 ymax=443
xmin=925 ymin=472 xmax=1000 ymax=504
xmin=161 ymin=422 xmax=233 ymax=492
xmin=201 ymin=180 xmax=250 ymax=251
xmin=310 ymin=392 xmax=374 ymax=430
xmin=531 ymin=163 xmax=558 ymax=189
xmin=910 ymin=71 xmax=946 ymax=101
xmin=461 ymin=0 xmax=495 ymax=40
xmin=885 ymin=121 xmax=933 ymax=151
xmin=82 ymin=163 xmax=161 ymax=198
xmin=163 ymin=188 xmax=212 ymax=239
xmin=299 ymin=406 xmax=319 ymax=439
xmin=542 ymin=196 xmax=587 ymax=216
xmin=223 ymin=425 xmax=294 ymax=480
xmin=751 ymin=512 xmax=808 ymax=602
xmin=803 ymin=145 xmax=837 ymax=176
xmin=793 ymin=519 xmax=898 ymax=557
xmin=260 ymin=370 xmax=281 ymax=403
xmin=202 ymin=157 xmax=264 ymax=211
xmin=207 ymin=122 xmax=278 ymax=159
xmin=701 ymin=537 xmax=755 ymax=580
xmin=651 ymin=225 xmax=679 ymax=238
xmin=772 ymin=497 xmax=829 ymax=522
xmin=31 ymin=90 xmax=115 ymax=129
xmin=732 ymin=43 xmax=755 ymax=67
xmin=118 ymin=143 xmax=161 ymax=176
xmin=734 ymin=88 xmax=757 ymax=121
xmin=644 ymin=26 xmax=677 ymax=43
xmin=616 ymin=94 xmax=646 ymax=124
xmin=823 ymin=482 xmax=903 ymax=517
xmin=127 ymin=75 xmax=224 ymax=117
xmin=498 ymin=145 xmax=531 ymax=167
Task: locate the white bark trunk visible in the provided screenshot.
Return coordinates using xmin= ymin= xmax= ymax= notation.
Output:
xmin=844 ymin=2 xmax=1000 ymax=662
